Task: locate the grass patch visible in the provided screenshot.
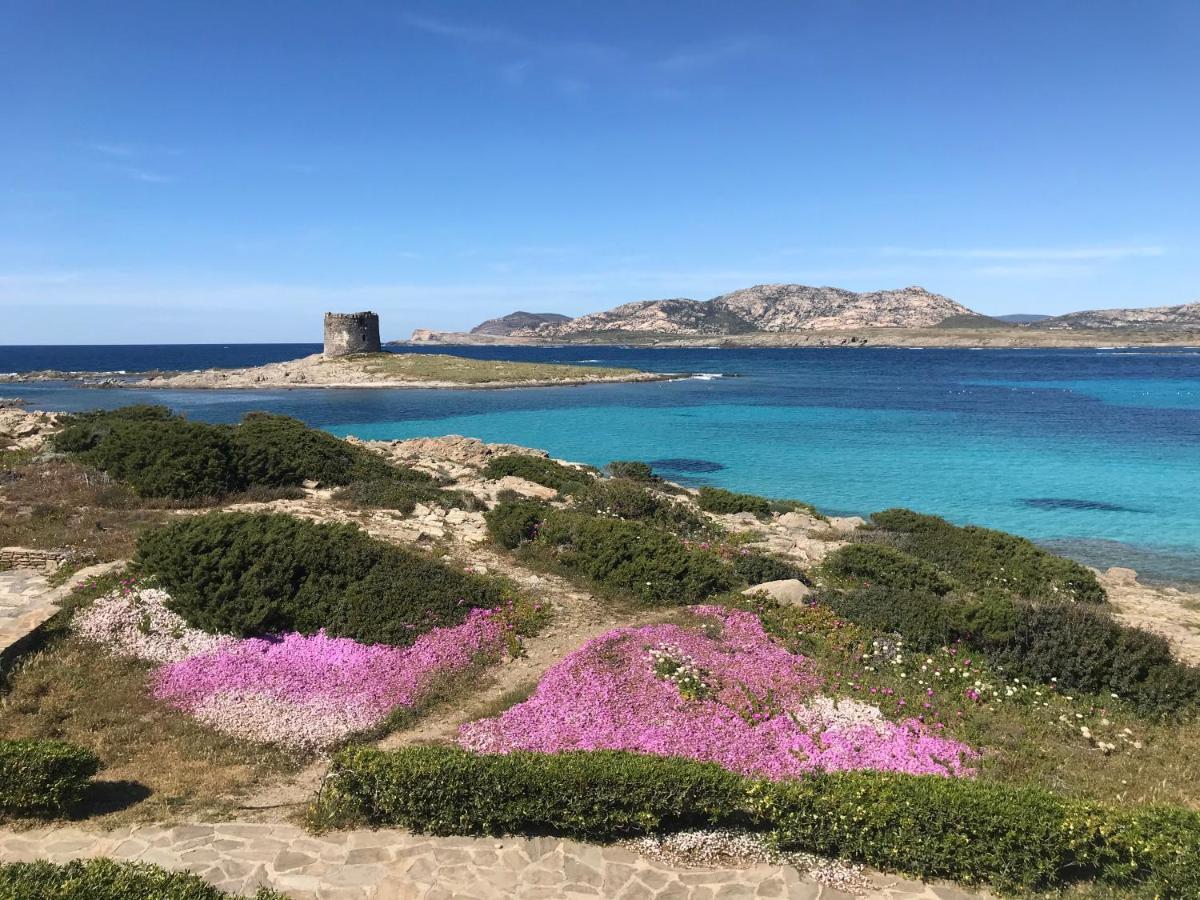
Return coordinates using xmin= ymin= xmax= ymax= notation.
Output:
xmin=348 ymin=352 xmax=642 ymax=384
xmin=0 ymin=637 xmax=300 ymax=824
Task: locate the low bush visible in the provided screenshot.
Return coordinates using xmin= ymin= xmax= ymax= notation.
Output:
xmin=822 ymin=583 xmax=1200 ymax=716
xmin=54 ymin=407 xmax=422 ymax=500
xmin=730 ymin=552 xmax=807 ymax=586
xmin=79 ymin=416 xmax=245 ymax=499
xmin=533 ymin=509 xmax=737 ymax=605
xmin=606 ymin=460 xmax=657 ymax=481
xmin=324 ymin=745 xmax=1200 ymax=897
xmin=822 ymin=543 xmax=958 ymax=597
xmin=326 ymin=746 xmax=745 ymax=839
xmin=231 ymin=412 xmax=422 ymax=487
xmin=573 ymin=479 xmax=710 ymax=537
xmin=484 ymin=500 xmax=550 ymax=549
xmin=481 ymin=454 xmax=591 ymax=494
xmin=0 ymin=859 xmax=286 ymax=899
xmin=696 ymin=486 xmax=771 ymax=517
xmin=869 ymin=508 xmax=1105 ymax=604
xmin=136 ymin=512 xmax=503 ymax=645
xmin=333 ymin=478 xmax=480 ymax=514
xmin=0 ymin=739 xmax=100 ymax=816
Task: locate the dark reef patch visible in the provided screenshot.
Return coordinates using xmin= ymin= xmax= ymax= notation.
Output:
xmin=648 ymin=458 xmax=727 ymax=474
xmin=1023 ymin=498 xmax=1144 ymax=513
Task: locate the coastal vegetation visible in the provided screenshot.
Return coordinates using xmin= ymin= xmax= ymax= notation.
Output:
xmin=0 ymin=859 xmax=286 ymax=899
xmin=322 ymin=746 xmax=1200 ymax=896
xmin=53 ymin=407 xmax=426 ymax=500
xmin=0 ymin=739 xmax=100 ymax=817
xmin=2 ymin=407 xmax=1200 ymax=896
xmin=350 ymin=351 xmax=641 ymax=384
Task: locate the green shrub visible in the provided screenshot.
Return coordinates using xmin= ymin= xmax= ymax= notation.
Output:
xmin=0 ymin=859 xmax=286 ymax=899
xmin=232 ymin=412 xmax=420 ymax=487
xmin=822 ymin=543 xmax=958 ymax=596
xmin=988 ymin=603 xmax=1200 ymax=715
xmin=52 ymin=404 xmax=176 ymax=454
xmin=0 ymin=739 xmax=100 ymax=816
xmin=136 ymin=512 xmax=503 ymax=645
xmin=606 ymin=460 xmax=657 ymax=481
xmin=573 ymin=479 xmax=710 ymax=537
xmin=533 ymin=510 xmax=736 ymax=605
xmin=484 ymin=500 xmax=550 ymax=549
xmin=81 ymin=417 xmax=245 ymax=499
xmin=696 ymin=486 xmax=771 ymax=517
xmin=327 ymin=746 xmax=745 ymax=839
xmin=333 ymin=478 xmax=479 ymax=514
xmin=761 ymin=773 xmax=1078 ymax=892
xmin=823 ymin=583 xmax=1200 ymax=716
xmin=731 ymin=552 xmax=807 ymax=586
xmin=54 ymin=407 xmax=421 ymax=501
xmin=323 ymin=745 xmax=1200 ymax=896
xmin=481 ymin=454 xmax=591 ymax=494
xmin=869 ymin=508 xmax=1105 ymax=603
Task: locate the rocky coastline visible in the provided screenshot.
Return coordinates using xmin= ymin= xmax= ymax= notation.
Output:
xmin=0 ymin=352 xmax=674 ymax=391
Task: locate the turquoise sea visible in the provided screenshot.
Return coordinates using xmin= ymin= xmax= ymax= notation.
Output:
xmin=3 ymin=344 xmax=1198 ymax=583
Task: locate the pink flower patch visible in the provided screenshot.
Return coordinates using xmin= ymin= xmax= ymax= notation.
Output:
xmin=153 ymin=608 xmax=505 ymax=751
xmin=458 ymin=606 xmax=977 ymax=779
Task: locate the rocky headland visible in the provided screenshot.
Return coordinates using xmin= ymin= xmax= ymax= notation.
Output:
xmin=0 ymin=352 xmax=670 ymax=391
xmin=404 ymin=283 xmax=1200 ymax=348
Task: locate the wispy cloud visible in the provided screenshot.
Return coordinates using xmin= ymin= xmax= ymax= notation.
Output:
xmin=121 ymin=167 xmax=174 ymax=184
xmin=880 ymin=245 xmax=1166 ymax=261
xmin=90 ymin=142 xmax=136 ymax=158
xmin=401 ymin=12 xmax=760 ymax=96
xmin=88 ymin=142 xmax=178 ymax=184
xmin=655 ymin=37 xmax=761 ymax=73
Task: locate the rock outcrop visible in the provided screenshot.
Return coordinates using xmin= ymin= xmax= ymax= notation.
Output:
xmin=1037 ymin=301 xmax=1200 ymax=330
xmin=470 ymin=311 xmax=571 ymax=336
xmin=518 ymin=284 xmax=978 ymax=337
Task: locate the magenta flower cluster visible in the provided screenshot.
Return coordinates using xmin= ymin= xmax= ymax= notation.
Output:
xmin=458 ymin=606 xmax=977 ymax=779
xmin=152 ymin=609 xmax=505 ymax=751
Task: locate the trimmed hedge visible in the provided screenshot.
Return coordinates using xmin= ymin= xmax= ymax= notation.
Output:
xmin=869 ymin=508 xmax=1105 ymax=604
xmin=53 ymin=407 xmax=423 ymax=500
xmin=481 ymin=454 xmax=591 ymax=494
xmin=328 ymin=746 xmax=744 ymax=839
xmin=0 ymin=739 xmax=100 ymax=816
xmin=326 ymin=746 xmax=1200 ymax=896
xmin=695 ymin=486 xmax=771 ymax=517
xmin=136 ymin=512 xmax=503 ymax=645
xmin=0 ymin=859 xmax=286 ymax=899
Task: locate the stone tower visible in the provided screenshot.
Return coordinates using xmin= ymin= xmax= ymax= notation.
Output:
xmin=323 ymin=311 xmax=382 ymax=358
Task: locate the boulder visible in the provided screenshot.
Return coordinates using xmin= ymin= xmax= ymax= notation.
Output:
xmin=741 ymin=578 xmax=813 ymax=605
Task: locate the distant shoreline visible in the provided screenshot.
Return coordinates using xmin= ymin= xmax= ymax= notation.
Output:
xmin=398 ymin=326 xmax=1200 ymax=350
xmin=0 ymin=352 xmax=677 ymax=391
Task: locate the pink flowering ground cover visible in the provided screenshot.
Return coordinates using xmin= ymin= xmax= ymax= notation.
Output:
xmin=458 ymin=606 xmax=977 ymax=779
xmin=152 ymin=609 xmax=506 ymax=751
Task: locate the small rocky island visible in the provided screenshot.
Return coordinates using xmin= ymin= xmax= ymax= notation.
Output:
xmin=0 ymin=311 xmax=669 ymax=390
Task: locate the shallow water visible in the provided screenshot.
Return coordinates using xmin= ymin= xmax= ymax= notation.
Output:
xmin=3 ymin=343 xmax=1198 ymax=582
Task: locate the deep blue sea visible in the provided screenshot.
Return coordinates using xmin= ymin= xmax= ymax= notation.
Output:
xmin=3 ymin=343 xmax=1198 ymax=583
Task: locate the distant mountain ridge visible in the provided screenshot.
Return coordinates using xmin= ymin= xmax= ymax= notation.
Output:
xmin=470 ymin=311 xmax=571 ymax=336
xmin=514 ymin=284 xmax=978 ymax=337
xmin=1036 ymin=301 xmax=1200 ymax=330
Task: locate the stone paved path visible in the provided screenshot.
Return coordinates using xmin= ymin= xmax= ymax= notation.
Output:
xmin=0 ymin=562 xmax=120 ymax=664
xmin=0 ymin=824 xmax=984 ymax=900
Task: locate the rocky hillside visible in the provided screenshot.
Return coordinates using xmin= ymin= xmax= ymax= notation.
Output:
xmin=470 ymin=311 xmax=570 ymax=336
xmin=1037 ymin=301 xmax=1200 ymax=330
xmin=517 ymin=284 xmax=978 ymax=336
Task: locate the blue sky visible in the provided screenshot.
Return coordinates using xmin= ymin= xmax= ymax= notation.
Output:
xmin=2 ymin=1 xmax=1198 ymax=343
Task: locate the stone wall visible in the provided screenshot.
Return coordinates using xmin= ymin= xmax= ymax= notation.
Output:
xmin=323 ymin=311 xmax=382 ymax=358
xmin=0 ymin=547 xmax=94 ymax=573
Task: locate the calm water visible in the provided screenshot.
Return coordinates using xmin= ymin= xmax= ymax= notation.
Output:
xmin=3 ymin=343 xmax=1198 ymax=582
